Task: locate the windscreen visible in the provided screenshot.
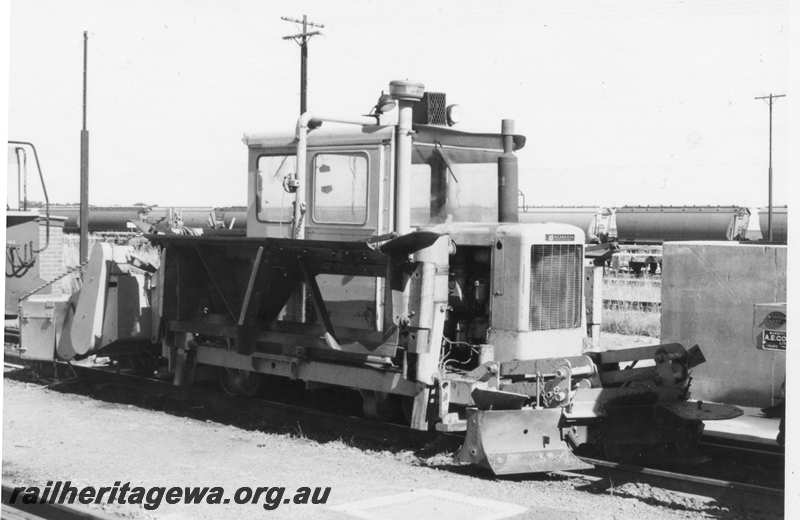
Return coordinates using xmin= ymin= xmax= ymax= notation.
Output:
xmin=411 ymin=161 xmax=497 ymax=225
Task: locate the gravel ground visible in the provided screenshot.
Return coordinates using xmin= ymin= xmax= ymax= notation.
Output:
xmin=2 ymin=374 xmax=781 ymax=520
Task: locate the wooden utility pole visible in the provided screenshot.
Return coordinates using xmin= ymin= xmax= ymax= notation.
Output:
xmin=80 ymin=30 xmax=90 ymax=263
xmin=754 ymin=93 xmax=786 ymax=242
xmin=281 ymin=15 xmax=324 ymax=114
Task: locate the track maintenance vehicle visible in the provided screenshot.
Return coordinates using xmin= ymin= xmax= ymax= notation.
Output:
xmin=14 ymin=80 xmax=741 ymax=475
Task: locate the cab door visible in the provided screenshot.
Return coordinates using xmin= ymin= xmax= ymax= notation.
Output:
xmin=304 ymin=145 xmax=387 ymax=242
xmin=304 ymin=143 xmax=392 ymax=332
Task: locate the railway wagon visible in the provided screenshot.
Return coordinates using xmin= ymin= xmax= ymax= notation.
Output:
xmin=215 ymin=207 xmax=247 ymax=230
xmin=614 ymin=205 xmax=760 ymax=243
xmin=15 ymin=80 xmax=739 ymax=475
xmin=758 ymin=206 xmax=787 ymax=243
xmin=50 ymin=205 xmax=247 ymax=234
xmin=50 ymin=205 xmax=149 ymax=233
xmin=145 ymin=206 xmax=246 ymax=232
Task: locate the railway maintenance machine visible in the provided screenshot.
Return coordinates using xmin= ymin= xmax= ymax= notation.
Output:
xmin=20 ymin=80 xmax=741 ymax=475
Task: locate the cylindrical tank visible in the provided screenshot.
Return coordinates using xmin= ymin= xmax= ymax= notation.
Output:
xmin=50 ymin=205 xmax=150 ymax=233
xmin=216 ymin=207 xmax=247 ymax=230
xmin=758 ymin=205 xmax=787 ymax=243
xmin=171 ymin=207 xmax=215 ymax=228
xmin=615 ymin=205 xmax=741 ymax=243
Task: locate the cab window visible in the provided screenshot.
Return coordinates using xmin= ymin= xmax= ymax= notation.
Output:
xmin=312 ymin=153 xmax=368 ymax=225
xmin=410 ymin=163 xmax=433 ymax=226
xmin=257 ymin=154 xmax=295 ymax=222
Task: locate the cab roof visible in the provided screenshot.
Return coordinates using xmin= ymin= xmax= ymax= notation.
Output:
xmin=243 ymin=124 xmax=526 ymax=165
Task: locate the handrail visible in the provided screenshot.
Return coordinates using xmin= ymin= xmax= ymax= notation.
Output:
xmin=8 ymin=140 xmax=50 ymax=252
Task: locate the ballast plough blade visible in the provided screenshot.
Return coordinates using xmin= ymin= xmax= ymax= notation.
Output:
xmin=456 ymin=408 xmax=592 ymax=475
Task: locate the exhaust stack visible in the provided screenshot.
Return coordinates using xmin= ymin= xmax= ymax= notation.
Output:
xmin=498 ymin=119 xmax=519 ymax=223
xmin=389 ymin=80 xmax=424 ymax=234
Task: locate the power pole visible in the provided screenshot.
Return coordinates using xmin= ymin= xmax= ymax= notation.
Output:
xmin=754 ymin=93 xmax=786 ymax=242
xmin=80 ymin=30 xmax=90 ymax=264
xmin=281 ymin=15 xmax=324 ymax=114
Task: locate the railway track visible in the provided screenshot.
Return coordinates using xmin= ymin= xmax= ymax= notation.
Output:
xmin=3 ymin=351 xmax=783 ymax=506
xmin=700 ymin=434 xmax=784 ymax=458
xmin=567 ymin=456 xmax=782 ymax=502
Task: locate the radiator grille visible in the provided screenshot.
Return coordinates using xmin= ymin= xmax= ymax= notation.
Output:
xmin=529 ymin=244 xmax=583 ymax=330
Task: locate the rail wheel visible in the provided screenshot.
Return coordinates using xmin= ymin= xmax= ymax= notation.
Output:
xmin=219 ymin=368 xmax=262 ymax=397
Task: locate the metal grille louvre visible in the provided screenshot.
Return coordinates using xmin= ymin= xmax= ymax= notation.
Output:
xmin=413 ymin=92 xmax=448 ymax=126
xmin=529 ymin=244 xmax=582 ymax=330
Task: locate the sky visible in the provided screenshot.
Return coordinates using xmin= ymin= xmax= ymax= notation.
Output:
xmin=6 ymin=0 xmax=791 ymax=208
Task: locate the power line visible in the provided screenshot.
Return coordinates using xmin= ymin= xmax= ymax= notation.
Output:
xmin=281 ymin=15 xmax=324 ymax=115
xmin=754 ymin=93 xmax=786 ymax=242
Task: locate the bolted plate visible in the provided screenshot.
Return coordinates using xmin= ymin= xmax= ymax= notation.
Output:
xmin=659 ymin=401 xmax=743 ymax=421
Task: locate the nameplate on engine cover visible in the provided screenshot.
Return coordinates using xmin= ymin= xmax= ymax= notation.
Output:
xmin=545 ymin=234 xmax=575 ymax=241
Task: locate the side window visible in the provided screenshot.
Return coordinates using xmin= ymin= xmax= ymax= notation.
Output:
xmin=410 ymin=163 xmax=432 ymax=226
xmin=257 ymin=155 xmax=295 ymax=222
xmin=312 ymin=153 xmax=368 ymax=224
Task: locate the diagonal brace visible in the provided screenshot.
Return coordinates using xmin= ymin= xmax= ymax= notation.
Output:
xmin=298 ymin=258 xmax=340 ymax=349
xmin=193 ymin=245 xmax=237 ymax=322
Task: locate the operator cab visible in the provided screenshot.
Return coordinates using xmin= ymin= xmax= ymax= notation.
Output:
xmin=244 ymin=93 xmax=526 ymax=241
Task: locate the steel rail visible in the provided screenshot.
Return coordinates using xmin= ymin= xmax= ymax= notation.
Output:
xmin=699 ymin=437 xmax=784 ymax=458
xmin=571 ymin=455 xmax=783 ymax=500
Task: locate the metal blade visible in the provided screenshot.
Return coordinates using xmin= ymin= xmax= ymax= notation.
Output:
xmin=659 ymin=401 xmax=743 ymax=421
xmin=471 ymin=388 xmax=529 ymax=410
xmin=456 ymin=408 xmax=592 ymax=475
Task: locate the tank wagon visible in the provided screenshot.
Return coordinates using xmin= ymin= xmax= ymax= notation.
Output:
xmin=50 ymin=205 xmax=148 ymax=233
xmin=519 ymin=205 xmax=769 ymax=245
xmin=49 ymin=205 xmax=246 ymax=235
xmin=14 ymin=81 xmax=740 ymax=475
xmin=520 ymin=205 xmax=766 ymax=274
xmin=758 ymin=205 xmax=787 ymax=243
xmin=613 ymin=205 xmax=762 ymax=243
